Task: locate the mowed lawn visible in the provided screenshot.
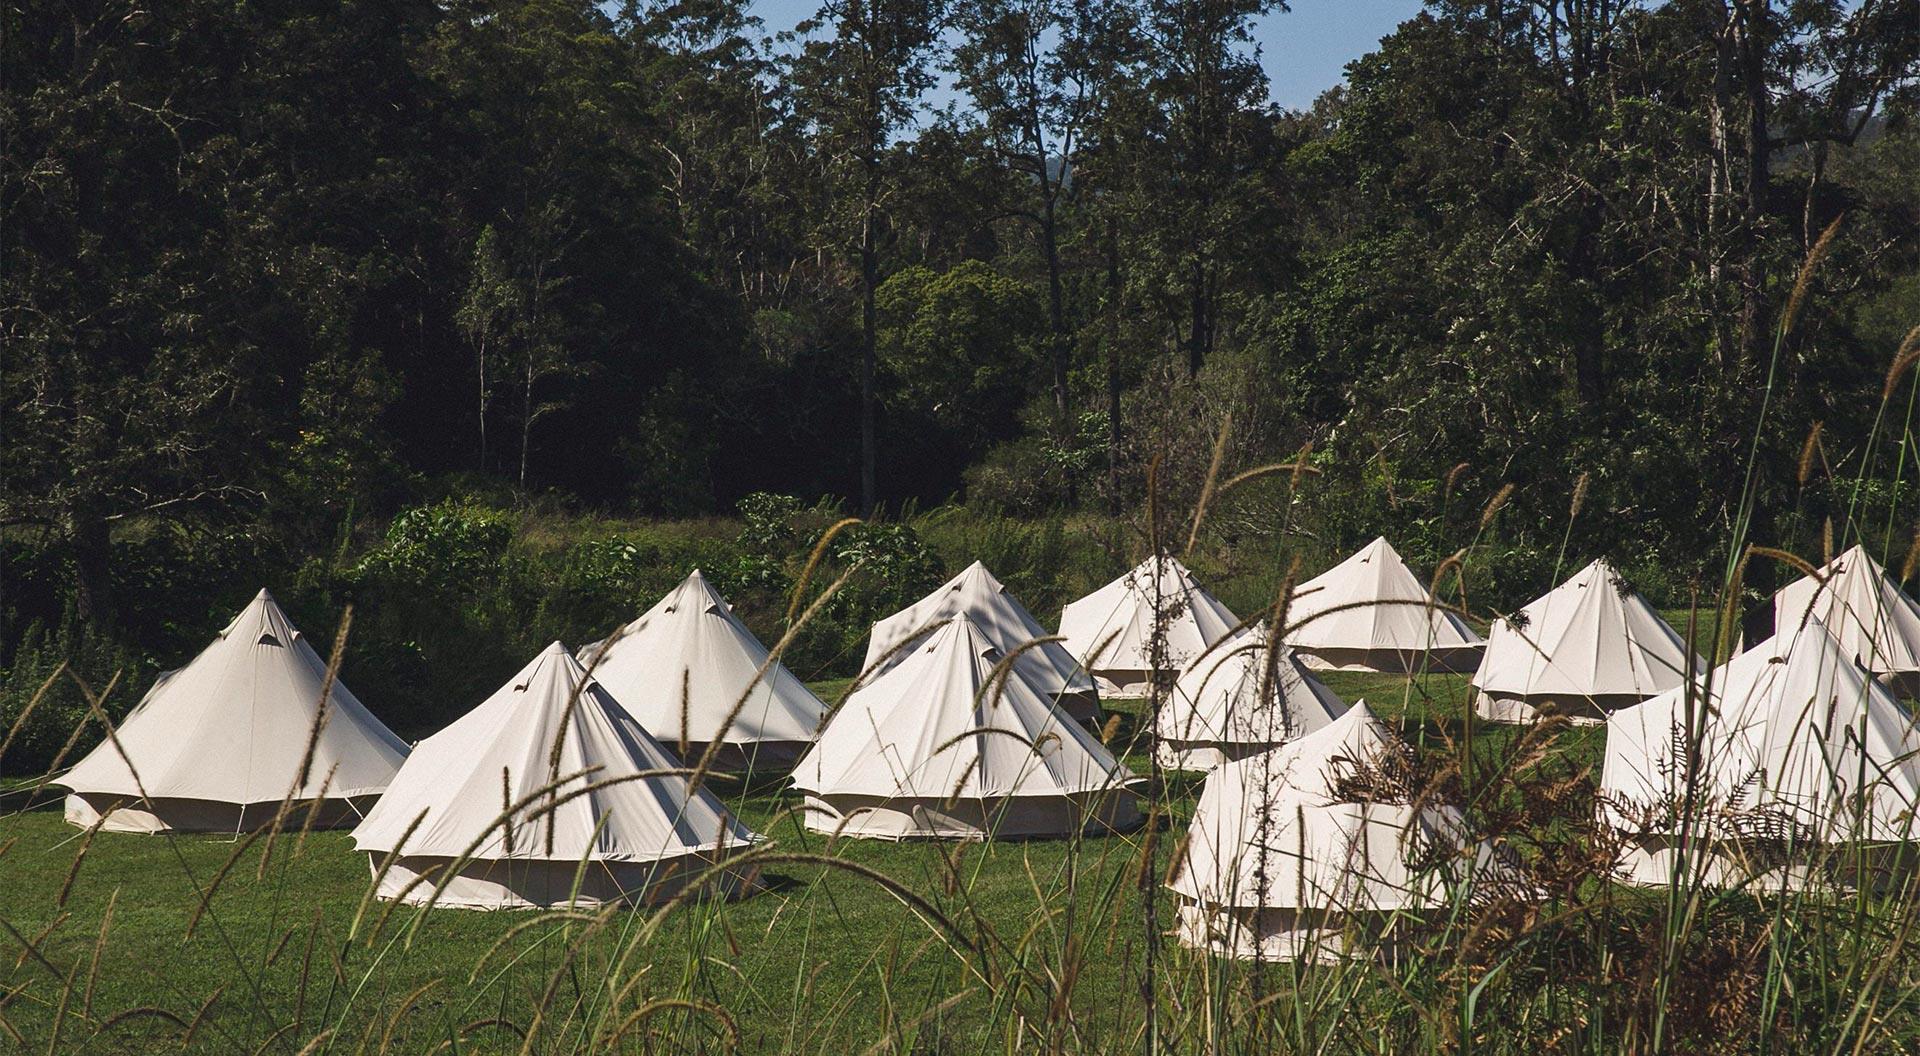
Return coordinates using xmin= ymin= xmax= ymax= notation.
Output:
xmin=0 ymin=668 xmax=1599 ymax=1053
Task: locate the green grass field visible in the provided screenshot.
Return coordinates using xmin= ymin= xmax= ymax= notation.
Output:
xmin=0 ymin=669 xmax=1521 ymax=1054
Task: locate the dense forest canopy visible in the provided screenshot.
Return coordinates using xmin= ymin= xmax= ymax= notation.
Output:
xmin=2 ymin=0 xmax=1918 ymax=726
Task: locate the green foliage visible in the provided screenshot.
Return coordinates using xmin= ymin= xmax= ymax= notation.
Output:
xmin=351 ymin=502 xmax=515 ymax=595
xmin=878 ymin=260 xmax=1045 ymax=451
xmin=0 ymin=621 xmax=154 ymax=775
xmin=830 ymin=520 xmax=945 ymax=617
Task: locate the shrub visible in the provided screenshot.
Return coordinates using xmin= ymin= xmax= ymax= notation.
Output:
xmin=0 ymin=620 xmax=155 ymax=777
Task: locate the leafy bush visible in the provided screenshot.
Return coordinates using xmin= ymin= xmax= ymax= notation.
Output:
xmin=350 ymin=501 xmax=515 ymax=595
xmin=0 ymin=620 xmax=155 ymax=776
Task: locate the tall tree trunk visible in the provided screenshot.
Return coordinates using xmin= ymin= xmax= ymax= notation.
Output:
xmin=1106 ymin=218 xmax=1123 ymax=514
xmin=477 ymin=334 xmax=489 ymax=472
xmin=520 ymin=355 xmax=532 ymax=490
xmin=860 ymin=166 xmax=879 ymax=516
xmin=1186 ymin=255 xmax=1206 ymax=378
xmin=68 ymin=499 xmax=112 ymax=630
xmin=1734 ymin=0 xmax=1771 ymax=367
xmin=1042 ymin=190 xmax=1069 ymax=421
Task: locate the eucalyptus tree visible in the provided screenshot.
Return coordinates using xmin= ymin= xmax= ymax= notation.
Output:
xmin=1133 ymin=0 xmax=1284 ymax=378
xmin=791 ymin=0 xmax=949 ymax=513
xmin=949 ymin=0 xmax=1101 ymax=424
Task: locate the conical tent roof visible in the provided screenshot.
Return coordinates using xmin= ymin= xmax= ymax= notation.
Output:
xmin=795 ymin=615 xmax=1135 ymax=804
xmin=1154 ymin=630 xmax=1347 ymax=761
xmin=1600 ymin=619 xmax=1920 ymax=845
xmin=353 ymin=643 xmax=755 ymax=864
xmin=579 ymin=570 xmax=827 ymax=759
xmin=1473 ymin=559 xmax=1697 ymax=706
xmin=865 ymin=561 xmax=1096 ymax=703
xmin=1058 ymin=555 xmax=1239 ymax=689
xmin=60 ymin=589 xmax=408 ymax=805
xmin=1283 ymin=537 xmax=1483 ymax=673
xmin=1768 ymin=544 xmax=1920 ymax=693
xmin=1171 ymin=703 xmax=1489 ymax=913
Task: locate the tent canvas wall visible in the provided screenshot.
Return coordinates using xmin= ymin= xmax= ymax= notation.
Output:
xmin=1153 ymin=631 xmax=1347 ymax=771
xmin=794 ymin=614 xmax=1140 ymax=840
xmin=352 ymin=643 xmax=759 ymax=909
xmin=1599 ymin=620 xmax=1920 ymax=890
xmin=1283 ymin=538 xmax=1483 ymax=674
xmin=865 ymin=561 xmax=1100 ymax=721
xmin=1058 ymin=555 xmax=1240 ymax=695
xmin=1170 ymin=704 xmax=1513 ymax=962
xmin=580 ymin=570 xmax=827 ymax=772
xmin=1472 ymin=559 xmax=1697 ymax=723
xmin=1760 ymin=545 xmax=1920 ymax=698
xmin=59 ymin=589 xmax=409 ymax=834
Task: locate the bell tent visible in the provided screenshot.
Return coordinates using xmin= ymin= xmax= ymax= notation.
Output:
xmin=793 ymin=614 xmax=1140 ymax=840
xmin=351 ymin=643 xmax=759 ymax=909
xmin=59 ymin=589 xmax=409 ymax=834
xmin=1057 ymin=555 xmax=1240 ymax=695
xmin=1170 ymin=703 xmax=1515 ymax=962
xmin=1283 ymin=537 xmax=1484 ymax=674
xmin=580 ymin=570 xmax=828 ymax=771
xmin=1472 ymin=559 xmax=1697 ymax=723
xmin=865 ymin=560 xmax=1100 ymax=721
xmin=1759 ymin=544 xmax=1920 ymax=698
xmin=1599 ymin=619 xmax=1920 ymax=889
xmin=1152 ymin=631 xmax=1347 ymax=771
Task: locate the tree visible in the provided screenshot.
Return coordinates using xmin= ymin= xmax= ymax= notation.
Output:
xmin=791 ymin=0 xmax=949 ymax=513
xmin=1133 ymin=0 xmax=1285 ymax=377
xmin=950 ymin=0 xmax=1098 ymax=426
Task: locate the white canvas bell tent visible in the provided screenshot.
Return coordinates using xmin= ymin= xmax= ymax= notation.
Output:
xmin=793 ymin=614 xmax=1141 ymax=840
xmin=865 ymin=561 xmax=1100 ymax=722
xmin=1759 ymin=544 xmax=1920 ymax=698
xmin=1170 ymin=703 xmax=1515 ymax=962
xmin=1057 ymin=555 xmax=1240 ymax=695
xmin=1283 ymin=537 xmax=1484 ymax=674
xmin=59 ymin=589 xmax=409 ymax=834
xmin=1472 ymin=559 xmax=1698 ymax=723
xmin=351 ymin=643 xmax=759 ymax=909
xmin=1152 ymin=629 xmax=1347 ymax=771
xmin=579 ymin=570 xmax=828 ymax=772
xmin=1599 ymin=619 xmax=1920 ymax=890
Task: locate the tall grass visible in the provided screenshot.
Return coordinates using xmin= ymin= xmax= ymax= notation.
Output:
xmin=5 ymin=304 xmax=1920 ymax=1051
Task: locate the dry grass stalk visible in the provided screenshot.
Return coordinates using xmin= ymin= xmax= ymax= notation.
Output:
xmin=56 ymin=818 xmax=105 ymax=909
xmin=605 ymin=998 xmax=742 ymax=1050
xmin=1797 ymin=422 xmax=1824 ymax=486
xmin=1902 ymin=533 xmax=1920 ymax=582
xmin=82 ymin=889 xmax=114 ymax=1018
xmin=1479 ymin=483 xmax=1515 ymax=532
xmin=786 ymin=516 xmax=863 ymax=625
xmin=1881 ymin=326 xmax=1920 ymax=408
xmin=180 ymin=986 xmax=223 ymax=1049
xmin=0 ymin=663 xmax=66 ymax=766
xmin=1183 ymin=411 xmax=1233 ymax=556
xmin=1569 ymin=471 xmax=1590 ymax=521
xmin=1744 ymin=544 xmax=1820 ymax=585
xmin=1782 ymin=212 xmax=1844 ymax=336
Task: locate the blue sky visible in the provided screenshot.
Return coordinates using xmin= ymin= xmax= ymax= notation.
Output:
xmin=749 ymin=0 xmax=1430 ymax=112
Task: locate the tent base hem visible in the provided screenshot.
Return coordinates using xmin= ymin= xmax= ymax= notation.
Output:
xmin=657 ymin=739 xmax=811 ymax=775
xmin=64 ymin=792 xmax=379 ymax=834
xmin=1153 ymin=741 xmax=1276 ymax=772
xmin=799 ymin=791 xmax=1141 ymax=841
xmin=367 ymin=852 xmax=759 ymax=909
xmin=1293 ymin=646 xmax=1483 ymax=675
xmin=1472 ymin=692 xmax=1614 ymax=725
